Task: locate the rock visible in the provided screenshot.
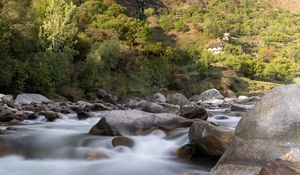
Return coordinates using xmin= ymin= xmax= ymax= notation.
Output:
xmin=44 ymin=111 xmax=59 ymax=122
xmin=146 ymin=93 xmax=166 ymax=103
xmin=27 ymin=113 xmax=38 ymax=120
xmin=207 ymin=115 xmax=241 ymax=129
xmin=212 ymin=84 xmax=300 ymax=175
xmin=178 ymin=105 xmax=208 ymax=120
xmin=135 ymin=100 xmax=164 ymax=113
xmin=224 ymin=89 xmax=236 ymax=98
xmin=199 ymin=89 xmax=224 ymax=101
xmin=189 ymin=120 xmax=234 ymax=157
xmin=34 ymin=104 xmax=48 ymax=112
xmin=231 ymin=103 xmax=255 ymax=112
xmin=112 ymin=136 xmax=134 ymax=148
xmin=0 ymin=140 xmax=16 ymax=157
xmin=159 ymin=103 xmax=180 ymax=114
xmin=15 ymin=94 xmax=50 ymax=105
xmin=2 ymin=95 xmax=15 ymax=107
xmin=166 ymin=93 xmax=191 ymax=106
xmin=0 ymin=110 xmax=16 ymax=122
xmin=84 ymin=152 xmax=109 ymax=160
xmin=77 ymin=110 xmax=94 ymax=120
xmin=177 ymin=144 xmax=198 ymax=159
xmin=89 ymin=110 xmax=193 ymax=136
xmin=91 ymin=103 xmax=109 ymax=111
xmin=77 ymin=100 xmax=92 ymax=107
xmin=258 ymin=158 xmax=300 ymax=175
xmin=96 ymin=88 xmax=119 ymax=104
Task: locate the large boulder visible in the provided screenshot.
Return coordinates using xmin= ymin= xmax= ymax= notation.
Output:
xmin=189 ymin=120 xmax=234 ymax=157
xmin=199 ymin=89 xmax=224 ymax=102
xmin=89 ymin=110 xmax=192 ymax=136
xmin=1 ymin=95 xmax=15 ymax=107
xmin=15 ymin=94 xmax=50 ymax=105
xmin=166 ymin=93 xmax=191 ymax=106
xmin=178 ymin=105 xmax=208 ymax=120
xmin=211 ymin=84 xmax=300 ymax=175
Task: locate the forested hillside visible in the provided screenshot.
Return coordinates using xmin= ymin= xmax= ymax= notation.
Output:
xmin=1 ymin=0 xmax=299 ymax=100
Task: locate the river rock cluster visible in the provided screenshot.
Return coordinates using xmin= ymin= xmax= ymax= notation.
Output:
xmin=1 ymin=85 xmax=299 ymax=175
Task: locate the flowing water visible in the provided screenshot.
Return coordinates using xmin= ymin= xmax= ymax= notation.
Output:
xmin=0 ymin=111 xmax=241 ymax=175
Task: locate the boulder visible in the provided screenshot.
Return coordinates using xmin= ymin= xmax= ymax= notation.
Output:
xmin=77 ymin=110 xmax=94 ymax=120
xmin=189 ymin=120 xmax=234 ymax=157
xmin=0 ymin=110 xmax=16 ymax=122
xmin=43 ymin=111 xmax=59 ymax=122
xmin=159 ymin=103 xmax=180 ymax=114
xmin=166 ymin=93 xmax=191 ymax=106
xmin=146 ymin=93 xmax=166 ymax=103
xmin=212 ymin=84 xmax=300 ymax=175
xmin=258 ymin=158 xmax=300 ymax=175
xmin=231 ymin=103 xmax=254 ymax=112
xmin=91 ymin=103 xmax=109 ymax=112
xmin=112 ymin=136 xmax=134 ymax=148
xmin=89 ymin=110 xmax=193 ymax=136
xmin=177 ymin=144 xmax=198 ymax=159
xmin=199 ymin=89 xmax=224 ymax=101
xmin=178 ymin=105 xmax=208 ymax=120
xmin=15 ymin=94 xmax=50 ymax=105
xmin=135 ymin=100 xmax=164 ymax=113
xmin=2 ymin=95 xmax=15 ymax=107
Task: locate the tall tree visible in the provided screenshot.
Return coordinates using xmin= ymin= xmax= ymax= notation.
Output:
xmin=39 ymin=0 xmax=78 ymax=53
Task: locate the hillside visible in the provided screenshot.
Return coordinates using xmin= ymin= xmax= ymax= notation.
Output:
xmin=265 ymin=0 xmax=300 ymax=13
xmin=0 ymin=0 xmax=299 ymax=100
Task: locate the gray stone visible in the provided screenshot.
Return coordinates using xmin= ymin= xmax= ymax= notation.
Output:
xmin=146 ymin=93 xmax=166 ymax=103
xmin=15 ymin=94 xmax=50 ymax=105
xmin=178 ymin=105 xmax=208 ymax=120
xmin=2 ymin=95 xmax=15 ymax=107
xmin=212 ymin=84 xmax=300 ymax=175
xmin=199 ymin=89 xmax=224 ymax=101
xmin=189 ymin=120 xmax=234 ymax=157
xmin=89 ymin=110 xmax=192 ymax=136
xmin=112 ymin=136 xmax=134 ymax=148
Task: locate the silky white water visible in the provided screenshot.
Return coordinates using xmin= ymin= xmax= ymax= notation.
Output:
xmin=0 ymin=114 xmax=224 ymax=175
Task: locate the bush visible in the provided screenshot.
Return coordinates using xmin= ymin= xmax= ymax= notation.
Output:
xmin=263 ymin=57 xmax=298 ymax=81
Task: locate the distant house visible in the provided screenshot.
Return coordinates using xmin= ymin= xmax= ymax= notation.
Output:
xmin=207 ymin=43 xmax=224 ymax=54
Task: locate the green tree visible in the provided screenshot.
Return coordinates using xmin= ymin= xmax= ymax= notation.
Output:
xmin=39 ymin=0 xmax=78 ymax=53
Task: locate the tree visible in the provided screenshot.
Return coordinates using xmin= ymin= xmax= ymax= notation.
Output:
xmin=39 ymin=0 xmax=78 ymax=53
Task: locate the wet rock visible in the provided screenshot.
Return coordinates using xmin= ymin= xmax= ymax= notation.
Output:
xmin=166 ymin=93 xmax=191 ymax=106
xmin=34 ymin=104 xmax=48 ymax=112
xmin=91 ymin=103 xmax=109 ymax=112
xmin=84 ymin=152 xmax=109 ymax=160
xmin=189 ymin=120 xmax=234 ymax=157
xmin=212 ymin=84 xmax=300 ymax=175
xmin=199 ymin=89 xmax=224 ymax=101
xmin=77 ymin=110 xmax=94 ymax=120
xmin=177 ymin=144 xmax=198 ymax=159
xmin=44 ymin=111 xmax=59 ymax=122
xmin=2 ymin=95 xmax=15 ymax=107
xmin=15 ymin=93 xmax=50 ymax=105
xmin=27 ymin=113 xmax=39 ymax=120
xmin=0 ymin=141 xmax=16 ymax=157
xmin=178 ymin=105 xmax=208 ymax=120
xmin=258 ymin=158 xmax=300 ymax=175
xmin=146 ymin=93 xmax=166 ymax=103
xmin=112 ymin=136 xmax=134 ymax=148
xmin=0 ymin=110 xmax=16 ymax=122
xmin=89 ymin=110 xmax=193 ymax=136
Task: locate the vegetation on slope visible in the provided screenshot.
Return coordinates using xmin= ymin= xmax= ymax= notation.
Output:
xmin=0 ymin=0 xmax=299 ymax=99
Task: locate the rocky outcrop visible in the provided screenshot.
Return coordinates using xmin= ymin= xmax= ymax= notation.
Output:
xmin=89 ymin=110 xmax=192 ymax=136
xmin=211 ymin=84 xmax=300 ymax=175
xmin=189 ymin=120 xmax=234 ymax=157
